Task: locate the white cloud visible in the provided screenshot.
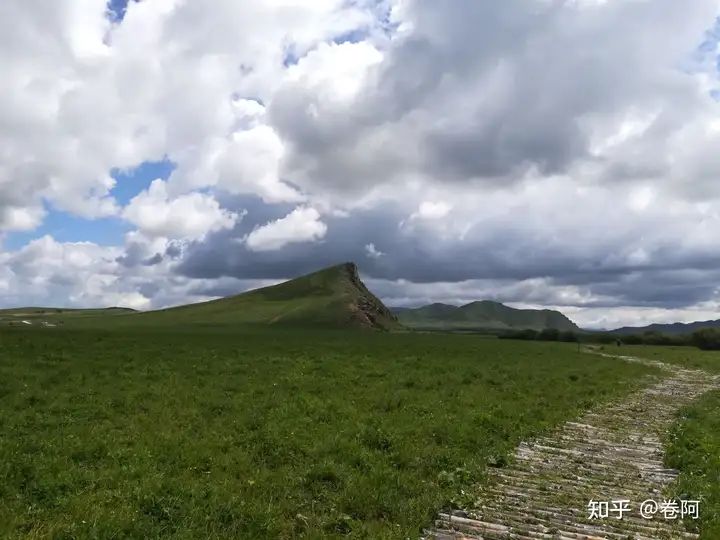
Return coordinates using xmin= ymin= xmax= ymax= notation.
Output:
xmin=122 ymin=179 xmax=238 ymax=240
xmin=412 ymin=201 xmax=452 ymax=220
xmin=365 ymin=243 xmax=384 ymax=259
xmin=0 ymin=233 xmax=246 ymax=311
xmin=284 ymin=41 xmax=384 ymax=103
xmin=0 ymin=235 xmax=131 ymax=308
xmin=564 ymin=305 xmax=720 ymax=331
xmin=0 ymin=206 xmax=46 ymax=232
xmin=245 ymin=207 xmax=327 ymax=252
xmin=2 ymin=0 xmax=720 ymax=328
xmin=0 ymin=0 xmax=381 ymax=231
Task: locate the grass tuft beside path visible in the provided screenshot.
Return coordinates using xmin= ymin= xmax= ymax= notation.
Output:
xmin=665 ymin=390 xmax=720 ymax=539
xmin=615 ymin=344 xmax=720 ymax=373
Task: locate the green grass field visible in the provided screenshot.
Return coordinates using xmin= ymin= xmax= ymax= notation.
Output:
xmin=615 ymin=344 xmax=720 ymax=373
xmin=0 ymin=327 xmax=656 ymax=539
xmin=665 ymin=390 xmax=720 ymax=540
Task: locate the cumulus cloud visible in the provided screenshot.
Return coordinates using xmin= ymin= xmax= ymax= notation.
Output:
xmin=270 ymin=0 xmax=720 ymax=202
xmin=245 ymin=207 xmax=327 ymax=252
xmin=0 ymin=206 xmax=46 ymax=232
xmin=0 ymin=235 xmax=142 ymax=309
xmin=3 ymin=0 xmax=720 ymax=329
xmin=0 ymin=0 xmax=379 ymax=231
xmin=365 ymin=243 xmax=384 ymax=259
xmin=0 ymin=232 xmax=271 ymax=312
xmin=122 ymin=179 xmax=239 ymax=240
xmin=410 ymin=201 xmax=452 ymax=221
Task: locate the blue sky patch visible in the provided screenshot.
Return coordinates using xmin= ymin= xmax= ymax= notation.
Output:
xmin=107 ymin=0 xmax=130 ymax=22
xmin=3 ymin=159 xmax=175 ymax=251
xmin=283 ymin=46 xmax=301 ymax=67
xmin=111 ymin=159 xmax=176 ymax=206
xmin=4 ymin=207 xmax=130 ymax=251
xmin=333 ymin=28 xmax=370 ymax=45
xmin=697 ymin=17 xmax=720 ymax=65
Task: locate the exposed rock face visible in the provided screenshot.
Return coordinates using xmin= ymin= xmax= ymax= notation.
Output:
xmin=342 ymin=262 xmax=399 ymax=330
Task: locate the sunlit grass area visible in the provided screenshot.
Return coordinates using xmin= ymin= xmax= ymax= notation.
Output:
xmin=0 ymin=328 xmax=656 ymax=539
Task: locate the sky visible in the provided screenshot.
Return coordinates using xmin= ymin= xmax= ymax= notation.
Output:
xmin=1 ymin=0 xmax=720 ymax=330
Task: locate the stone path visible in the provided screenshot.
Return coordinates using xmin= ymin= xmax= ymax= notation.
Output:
xmin=424 ymin=353 xmax=720 ymax=540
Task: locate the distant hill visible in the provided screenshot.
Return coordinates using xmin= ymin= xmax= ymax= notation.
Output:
xmin=611 ymin=319 xmax=720 ymax=336
xmin=0 ymin=307 xmax=136 ymax=315
xmin=131 ymin=262 xmax=400 ymax=330
xmin=0 ymin=307 xmax=136 ymax=325
xmin=394 ymin=301 xmax=578 ymax=332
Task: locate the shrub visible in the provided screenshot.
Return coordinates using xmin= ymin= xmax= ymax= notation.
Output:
xmin=692 ymin=328 xmax=720 ymax=351
xmin=537 ymin=328 xmax=560 ymax=342
xmin=498 ymin=329 xmax=539 ymax=341
xmin=620 ymin=334 xmax=644 ymax=345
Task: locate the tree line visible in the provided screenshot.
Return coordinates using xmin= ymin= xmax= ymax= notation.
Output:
xmin=499 ymin=327 xmax=720 ymax=351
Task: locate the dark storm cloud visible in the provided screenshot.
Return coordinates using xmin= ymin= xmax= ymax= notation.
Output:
xmin=164 ymin=242 xmax=184 ymax=260
xmin=178 ymin=199 xmax=582 ymax=284
xmin=582 ymin=269 xmax=720 ymax=309
xmin=116 ymin=242 xmax=146 ymax=268
xmin=270 ymin=0 xmax=717 ymax=193
xmin=118 ymin=244 xmax=163 ymax=268
xmin=142 ymin=253 xmax=163 ymax=266
xmin=172 ymin=196 xmax=720 ymax=313
xmin=138 ymin=282 xmax=161 ymax=299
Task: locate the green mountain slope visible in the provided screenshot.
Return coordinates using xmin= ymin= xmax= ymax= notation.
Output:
xmin=129 ymin=262 xmax=400 ymax=330
xmin=395 ymin=300 xmax=578 ymax=331
xmin=611 ymin=319 xmax=720 ymax=336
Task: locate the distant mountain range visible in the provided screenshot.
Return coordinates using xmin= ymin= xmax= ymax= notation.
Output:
xmin=1 ymin=266 xmax=578 ymax=333
xmin=7 ymin=263 xmax=717 ymax=336
xmin=392 ymin=301 xmax=579 ymax=332
xmin=610 ymin=319 xmax=720 ymax=336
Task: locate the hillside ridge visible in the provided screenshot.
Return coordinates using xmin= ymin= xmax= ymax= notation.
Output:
xmin=394 ymin=300 xmax=578 ymax=331
xmin=611 ymin=318 xmax=720 ymax=335
xmin=131 ymin=262 xmax=400 ymax=330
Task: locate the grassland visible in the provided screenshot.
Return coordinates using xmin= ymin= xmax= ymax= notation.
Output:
xmin=665 ymin=390 xmax=720 ymax=539
xmin=614 ymin=344 xmax=720 ymax=373
xmin=0 ymin=327 xmax=655 ymax=539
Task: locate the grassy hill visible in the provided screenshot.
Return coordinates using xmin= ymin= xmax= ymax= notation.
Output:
xmin=127 ymin=262 xmax=400 ymax=330
xmin=395 ymin=300 xmax=578 ymax=332
xmin=0 ymin=263 xmax=399 ymax=331
xmin=612 ymin=319 xmax=720 ymax=336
